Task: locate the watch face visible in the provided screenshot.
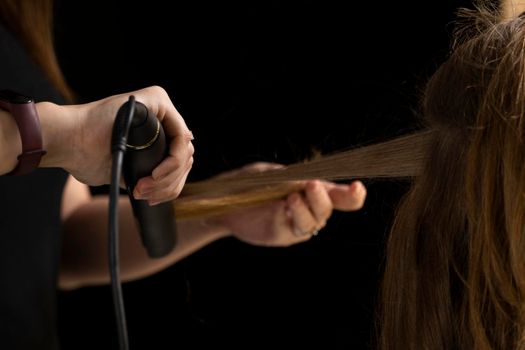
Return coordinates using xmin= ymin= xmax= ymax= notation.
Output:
xmin=0 ymin=89 xmax=33 ymax=104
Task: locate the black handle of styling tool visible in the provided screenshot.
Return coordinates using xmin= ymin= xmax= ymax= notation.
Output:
xmin=117 ymin=100 xmax=176 ymax=257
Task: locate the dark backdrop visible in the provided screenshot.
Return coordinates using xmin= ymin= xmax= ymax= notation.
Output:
xmin=54 ymin=1 xmax=472 ymax=349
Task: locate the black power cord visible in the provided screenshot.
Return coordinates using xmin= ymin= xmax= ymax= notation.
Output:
xmin=108 ymin=94 xmax=176 ymax=349
xmin=109 ymin=95 xmax=136 ymax=350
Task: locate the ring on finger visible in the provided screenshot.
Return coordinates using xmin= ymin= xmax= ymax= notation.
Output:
xmin=293 ymin=227 xmax=319 ymax=237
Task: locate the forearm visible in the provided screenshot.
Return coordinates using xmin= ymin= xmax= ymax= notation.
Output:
xmin=59 ymin=195 xmax=230 ymax=290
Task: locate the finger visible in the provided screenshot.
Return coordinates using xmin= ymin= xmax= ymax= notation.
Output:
xmin=272 ymin=200 xmax=308 ymax=245
xmin=133 ymin=152 xmax=192 ymax=196
xmin=304 ymin=180 xmax=333 ymax=226
xmin=133 ymin=176 xmax=155 ymax=199
xmin=149 ymin=159 xmax=193 ymax=203
xmin=147 ymin=167 xmax=192 ymax=206
xmin=286 ymin=192 xmax=319 ymax=237
xmin=134 ymin=157 xmax=193 ymax=203
xmin=151 ymin=138 xmax=194 ymax=180
xmin=325 ymin=180 xmax=366 ymax=211
xmin=132 ymin=143 xmax=193 ymax=194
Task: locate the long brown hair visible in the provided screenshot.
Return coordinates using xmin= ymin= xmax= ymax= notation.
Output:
xmin=379 ymin=2 xmax=525 ymax=349
xmin=0 ymin=0 xmax=74 ymax=102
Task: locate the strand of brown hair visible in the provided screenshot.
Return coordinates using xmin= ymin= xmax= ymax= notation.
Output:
xmin=174 ymin=130 xmax=433 ymax=220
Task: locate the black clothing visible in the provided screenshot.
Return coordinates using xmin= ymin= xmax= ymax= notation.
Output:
xmin=0 ymin=22 xmax=68 ymax=350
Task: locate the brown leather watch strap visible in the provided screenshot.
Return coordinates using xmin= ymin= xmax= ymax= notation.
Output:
xmin=0 ymin=93 xmax=47 ymax=175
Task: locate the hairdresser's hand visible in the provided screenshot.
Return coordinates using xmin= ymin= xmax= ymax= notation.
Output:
xmin=211 ymin=162 xmax=367 ymax=247
xmin=43 ymin=86 xmax=193 ymax=201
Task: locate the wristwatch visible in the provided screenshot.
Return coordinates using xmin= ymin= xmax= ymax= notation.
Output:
xmin=0 ymin=89 xmax=46 ymax=175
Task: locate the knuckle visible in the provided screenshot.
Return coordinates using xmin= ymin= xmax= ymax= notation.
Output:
xmin=187 ymin=156 xmax=194 ymax=168
xmin=170 ymin=181 xmax=185 ymax=198
xmin=148 ymin=85 xmax=167 ymax=96
xmin=321 ymin=207 xmax=333 ymax=220
xmin=168 ymin=154 xmax=184 ymax=168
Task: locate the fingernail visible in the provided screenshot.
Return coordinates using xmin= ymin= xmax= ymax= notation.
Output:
xmin=310 ymin=180 xmax=322 ymax=191
xmin=134 ymin=188 xmax=154 ymax=199
xmin=148 ymin=200 xmax=160 ymax=206
xmin=137 ymin=185 xmax=155 ymax=193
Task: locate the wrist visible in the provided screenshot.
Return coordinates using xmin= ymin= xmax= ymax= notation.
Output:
xmin=37 ymin=102 xmax=78 ymax=171
xmin=0 ymin=90 xmax=50 ymax=175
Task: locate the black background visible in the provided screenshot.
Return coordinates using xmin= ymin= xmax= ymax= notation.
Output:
xmin=54 ymin=1 xmax=472 ymax=349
